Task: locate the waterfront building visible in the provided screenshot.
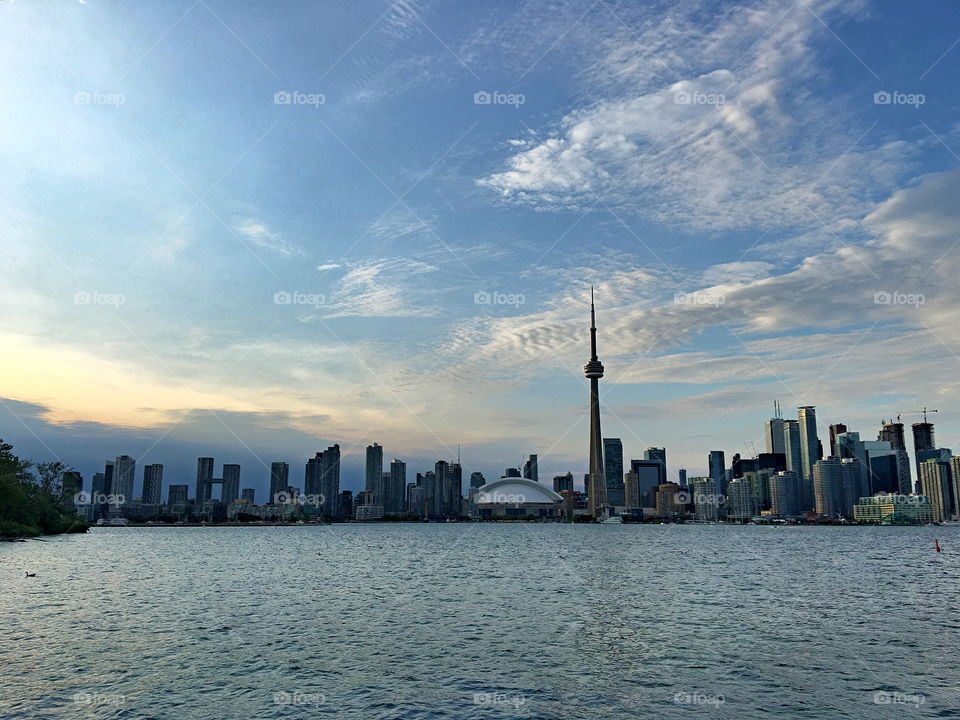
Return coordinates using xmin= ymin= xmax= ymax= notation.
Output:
xmin=813 ymin=457 xmax=860 ymax=518
xmin=727 ymin=478 xmax=756 ymax=522
xmin=475 ymin=477 xmax=562 ymax=519
xmin=769 ymin=471 xmax=801 ymax=518
xmin=221 ymin=464 xmax=240 ymax=504
xmin=853 ymin=494 xmax=934 ymax=524
xmin=604 ymin=439 xmax=625 ymax=506
xmin=142 ymin=464 xmax=163 ymax=505
xmin=240 ymin=488 xmax=255 ymax=503
xmin=112 ymin=455 xmax=136 ymax=502
xmin=689 ymin=477 xmax=719 ymax=521
xmin=366 ymin=443 xmax=383 ymax=505
xmin=919 ymin=458 xmax=955 ymax=522
xmin=195 ymin=457 xmax=214 ymax=505
xmin=387 ymin=459 xmax=407 ymax=515
xmin=269 ymin=462 xmax=289 ymax=504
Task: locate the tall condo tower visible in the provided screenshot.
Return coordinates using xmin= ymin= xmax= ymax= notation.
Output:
xmin=584 ymin=287 xmax=607 ymax=517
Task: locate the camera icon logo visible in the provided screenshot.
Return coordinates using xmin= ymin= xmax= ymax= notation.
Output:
xmin=874 ymin=291 xmax=892 ymax=305
xmin=273 ymin=291 xmax=292 ymax=305
xmin=274 ymin=491 xmax=290 ymax=504
xmin=873 ymin=91 xmax=891 ymax=105
xmin=274 ymin=91 xmax=292 ymax=105
xmin=474 ymin=290 xmax=492 ymax=304
xmin=473 ymin=91 xmax=492 ymax=105
xmin=674 ymin=491 xmax=691 ymax=504
xmin=74 ymin=92 xmax=92 ymax=105
xmin=74 ymin=491 xmax=91 ymax=504
xmin=674 ymin=91 xmax=691 ymax=104
xmin=74 ymin=291 xmax=91 ymax=305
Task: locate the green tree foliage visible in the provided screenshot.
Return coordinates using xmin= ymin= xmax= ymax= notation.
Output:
xmin=0 ymin=439 xmax=89 ymax=538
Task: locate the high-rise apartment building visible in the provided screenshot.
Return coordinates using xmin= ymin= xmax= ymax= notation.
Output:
xmin=269 ymin=462 xmax=289 ymax=504
xmin=142 ymin=463 xmax=163 ymax=505
xmin=797 ymin=406 xmax=820 ymax=511
xmin=221 ymin=464 xmax=241 ymax=504
xmin=196 ymin=457 xmax=214 ymax=504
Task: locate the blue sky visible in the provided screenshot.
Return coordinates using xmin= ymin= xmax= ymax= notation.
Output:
xmin=2 ymin=0 xmax=960 ymax=499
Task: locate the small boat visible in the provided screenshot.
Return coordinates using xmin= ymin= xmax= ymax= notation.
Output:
xmin=602 ymin=515 xmax=623 ymax=524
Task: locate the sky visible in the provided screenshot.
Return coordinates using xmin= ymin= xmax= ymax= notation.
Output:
xmin=2 ymin=0 xmax=960 ymax=500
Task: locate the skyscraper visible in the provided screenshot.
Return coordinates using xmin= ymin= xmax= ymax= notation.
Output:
xmin=708 ymin=450 xmax=725 ymax=491
xmin=389 ymin=459 xmax=407 ymax=515
xmin=448 ymin=462 xmax=463 ymax=517
xmin=879 ymin=421 xmax=912 ymax=495
xmin=142 ymin=463 xmax=163 ymax=505
xmin=645 ymin=447 xmax=667 ymax=485
xmin=269 ymin=461 xmax=289 ymax=504
xmin=319 ymin=445 xmax=341 ymax=517
xmin=829 ymin=423 xmax=848 ymax=457
xmin=584 ymin=287 xmax=606 ymax=518
xmin=912 ymin=422 xmax=935 ymax=487
xmin=240 ymin=488 xmax=255 ymax=503
xmin=196 ymin=457 xmax=214 ymax=504
xmin=770 ymin=471 xmax=800 ymax=518
xmin=727 ymin=478 xmax=756 ymax=522
xmin=366 ymin=443 xmax=383 ymax=504
xmin=167 ymin=484 xmax=189 ymax=504
xmin=522 ymin=454 xmax=538 ymax=482
xmin=783 ymin=419 xmax=802 ymax=477
xmin=797 ymin=406 xmax=820 ymax=511
xmin=553 ymin=472 xmax=574 ymax=493
xmin=603 ymin=438 xmax=625 ymax=506
xmin=113 ymin=455 xmax=136 ymax=502
xmin=434 ymin=460 xmax=450 ymax=517
xmin=919 ymin=458 xmax=954 ymax=523
xmin=813 ymin=457 xmax=860 ymax=518
xmin=678 ymin=468 xmax=687 ymax=487
xmin=221 ymin=464 xmax=241 ymax=504
xmin=764 ymin=402 xmax=786 ymax=455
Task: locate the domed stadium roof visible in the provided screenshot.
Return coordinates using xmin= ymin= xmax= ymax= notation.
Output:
xmin=475 ymin=477 xmax=563 ymax=504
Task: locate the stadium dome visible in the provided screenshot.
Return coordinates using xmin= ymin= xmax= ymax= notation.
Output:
xmin=475 ymin=477 xmax=563 ymax=505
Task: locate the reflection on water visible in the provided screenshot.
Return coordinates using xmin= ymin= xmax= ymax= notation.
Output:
xmin=1 ymin=524 xmax=958 ymax=719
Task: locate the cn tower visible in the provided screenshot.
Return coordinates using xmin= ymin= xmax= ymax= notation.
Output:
xmin=584 ymin=286 xmax=607 ymax=518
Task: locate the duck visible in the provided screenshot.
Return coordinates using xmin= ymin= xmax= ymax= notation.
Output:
xmin=24 ymin=572 xmax=37 ymax=577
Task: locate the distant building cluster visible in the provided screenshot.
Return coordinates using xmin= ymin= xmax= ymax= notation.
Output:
xmin=70 ymin=295 xmax=955 ymax=527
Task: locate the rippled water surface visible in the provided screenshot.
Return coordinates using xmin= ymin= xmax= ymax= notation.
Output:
xmin=2 ymin=524 xmax=959 ymax=719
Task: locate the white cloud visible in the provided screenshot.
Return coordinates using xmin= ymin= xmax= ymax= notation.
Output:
xmin=236 ymin=219 xmax=300 ymax=257
xmin=321 ymin=258 xmax=439 ymax=318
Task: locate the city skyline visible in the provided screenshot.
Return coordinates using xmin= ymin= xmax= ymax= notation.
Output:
xmin=3 ymin=1 xmax=960 ymax=508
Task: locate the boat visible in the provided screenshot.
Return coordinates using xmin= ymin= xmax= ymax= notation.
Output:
xmin=602 ymin=515 xmax=623 ymax=524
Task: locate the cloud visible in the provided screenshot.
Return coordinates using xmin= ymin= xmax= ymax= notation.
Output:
xmin=316 ymin=263 xmax=341 ymax=271
xmin=236 ymin=219 xmax=300 ymax=257
xmin=321 ymin=258 xmax=439 ymax=318
xmin=476 ymin=0 xmax=914 ymax=232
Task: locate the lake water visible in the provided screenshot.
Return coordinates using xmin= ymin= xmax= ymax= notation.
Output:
xmin=2 ymin=524 xmax=958 ymax=719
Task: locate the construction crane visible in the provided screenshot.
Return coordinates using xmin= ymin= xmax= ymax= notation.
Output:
xmin=896 ymin=407 xmax=939 ymax=423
